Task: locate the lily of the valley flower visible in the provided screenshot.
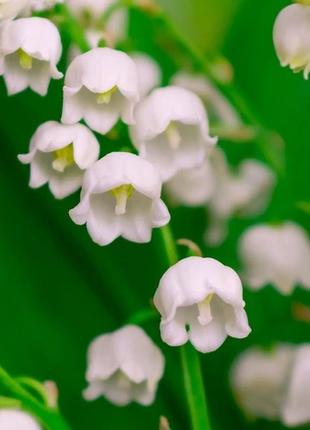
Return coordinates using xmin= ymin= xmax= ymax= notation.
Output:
xmin=273 ymin=3 xmax=310 ymax=79
xmin=18 ymin=121 xmax=100 ymax=199
xmin=130 ymin=86 xmax=217 ymax=181
xmin=70 ymin=152 xmax=170 ymax=245
xmin=0 ymin=17 xmax=63 ymax=95
xmin=0 ymin=409 xmax=42 ymax=430
xmin=239 ymin=222 xmax=310 ymax=295
xmin=0 ymin=0 xmax=30 ymax=19
xmin=83 ymin=325 xmax=165 ymax=406
xmin=204 ymin=148 xmax=275 ymax=246
xmin=154 ymin=256 xmax=251 ymax=353
xmin=231 ymin=344 xmax=310 ymax=427
xmin=130 ymin=52 xmax=161 ymax=98
xmin=62 ymin=48 xmax=139 ymax=134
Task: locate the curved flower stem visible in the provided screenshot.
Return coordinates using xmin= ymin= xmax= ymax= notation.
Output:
xmin=158 ymin=226 xmax=212 ymax=430
xmin=0 ymin=367 xmax=71 ymax=430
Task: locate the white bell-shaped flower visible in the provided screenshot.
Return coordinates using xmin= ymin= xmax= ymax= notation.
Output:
xmin=205 ymin=148 xmax=275 ymax=246
xmin=231 ymin=344 xmax=310 ymax=427
xmin=154 ymin=256 xmax=251 ymax=353
xmin=0 ymin=0 xmax=30 ymax=19
xmin=273 ymin=3 xmax=310 ymax=79
xmin=18 ymin=121 xmax=100 ymax=199
xmin=61 ymin=48 xmax=139 ymax=135
xmin=171 ymin=71 xmax=242 ymax=129
xmin=239 ymin=222 xmax=310 ymax=295
xmin=0 ymin=17 xmax=63 ymax=96
xmin=83 ymin=325 xmax=165 ymax=406
xmin=66 ymin=0 xmax=127 ymax=45
xmin=130 ymin=86 xmax=217 ymax=182
xmin=130 ymin=52 xmax=161 ymax=97
xmin=69 ymin=152 xmax=170 ymax=245
xmin=164 ymin=156 xmax=216 ymax=207
xmin=0 ymin=409 xmax=42 ymax=430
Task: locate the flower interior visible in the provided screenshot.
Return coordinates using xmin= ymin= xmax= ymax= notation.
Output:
xmin=111 ymin=184 xmax=134 ymax=215
xmin=52 ymin=144 xmax=75 ymax=173
xmin=18 ymin=49 xmax=33 ymax=70
xmin=165 ymin=122 xmax=181 ymax=150
xmin=96 ymin=86 xmax=118 ymax=104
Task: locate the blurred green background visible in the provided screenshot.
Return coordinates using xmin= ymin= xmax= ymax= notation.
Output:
xmin=1 ymin=0 xmax=310 ymax=429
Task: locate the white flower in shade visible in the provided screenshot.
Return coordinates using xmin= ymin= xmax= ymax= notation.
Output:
xmin=273 ymin=4 xmax=310 ymax=79
xmin=130 ymin=52 xmax=161 ymax=97
xmin=30 ymin=0 xmax=62 ymax=11
xmin=239 ymin=222 xmax=310 ymax=295
xmin=0 ymin=409 xmax=42 ymax=430
xmin=230 ymin=344 xmax=310 ymax=427
xmin=171 ymin=71 xmax=242 ymax=128
xmin=0 ymin=17 xmax=62 ymax=96
xmin=83 ymin=325 xmax=165 ymax=406
xmin=0 ymin=0 xmax=30 ymax=19
xmin=66 ymin=0 xmax=127 ymax=45
xmin=18 ymin=121 xmax=100 ymax=199
xmin=205 ymin=148 xmax=275 ymax=246
xmin=69 ymin=152 xmax=170 ymax=245
xmin=164 ymin=156 xmax=216 ymax=207
xmin=129 ymin=86 xmax=217 ymax=182
xmin=154 ymin=256 xmax=251 ymax=353
xmin=61 ymin=48 xmax=139 ymax=135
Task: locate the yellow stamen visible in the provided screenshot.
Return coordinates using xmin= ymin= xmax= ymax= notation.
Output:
xmin=52 ymin=144 xmax=75 ymax=173
xmin=166 ymin=122 xmax=181 ymax=149
xmin=18 ymin=49 xmax=33 ymax=70
xmin=111 ymin=184 xmax=134 ymax=215
xmin=197 ymin=293 xmax=214 ymax=325
xmin=96 ymin=86 xmax=117 ymax=104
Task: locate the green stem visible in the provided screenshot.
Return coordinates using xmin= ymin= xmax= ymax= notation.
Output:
xmin=159 ymin=226 xmax=212 ymax=430
xmin=0 ymin=367 xmax=71 ymax=430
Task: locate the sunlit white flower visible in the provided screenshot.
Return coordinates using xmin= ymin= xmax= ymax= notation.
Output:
xmin=231 ymin=344 xmax=310 ymax=427
xmin=154 ymin=256 xmax=251 ymax=353
xmin=83 ymin=325 xmax=165 ymax=406
xmin=205 ymin=148 xmax=275 ymax=245
xmin=70 ymin=152 xmax=170 ymax=245
xmin=0 ymin=0 xmax=30 ymax=19
xmin=0 ymin=17 xmax=62 ymax=96
xmin=18 ymin=121 xmax=100 ymax=199
xmin=67 ymin=0 xmax=127 ymax=45
xmin=171 ymin=71 xmax=242 ymax=128
xmin=239 ymin=222 xmax=310 ymax=295
xmin=273 ymin=3 xmax=310 ymax=79
xmin=62 ymin=48 xmax=139 ymax=135
xmin=130 ymin=52 xmax=161 ymax=97
xmin=165 ymin=156 xmax=215 ymax=206
xmin=130 ymin=86 xmax=217 ymax=182
xmin=0 ymin=409 xmax=42 ymax=430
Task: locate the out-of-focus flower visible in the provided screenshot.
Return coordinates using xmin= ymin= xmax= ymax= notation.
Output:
xmin=230 ymin=344 xmax=310 ymax=427
xmin=30 ymin=0 xmax=62 ymax=11
xmin=61 ymin=48 xmax=139 ymax=135
xmin=18 ymin=121 xmax=100 ymax=199
xmin=239 ymin=222 xmax=310 ymax=295
xmin=70 ymin=152 xmax=170 ymax=245
xmin=154 ymin=256 xmax=251 ymax=353
xmin=67 ymin=0 xmax=127 ymax=46
xmin=0 ymin=409 xmax=42 ymax=430
xmin=130 ymin=86 xmax=217 ymax=181
xmin=130 ymin=52 xmax=161 ymax=97
xmin=0 ymin=0 xmax=30 ymax=20
xmin=165 ymin=156 xmax=215 ymax=207
xmin=0 ymin=17 xmax=62 ymax=95
xmin=273 ymin=3 xmax=310 ymax=79
xmin=83 ymin=325 xmax=165 ymax=406
xmin=205 ymin=148 xmax=275 ymax=246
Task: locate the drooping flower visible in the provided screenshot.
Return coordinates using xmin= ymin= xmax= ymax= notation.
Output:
xmin=69 ymin=152 xmax=170 ymax=245
xmin=61 ymin=48 xmax=139 ymax=135
xmin=0 ymin=409 xmax=42 ymax=430
xmin=273 ymin=3 xmax=310 ymax=79
xmin=129 ymin=86 xmax=217 ymax=182
xmin=0 ymin=17 xmax=63 ymax=96
xmin=204 ymin=148 xmax=275 ymax=246
xmin=239 ymin=222 xmax=310 ymax=295
xmin=18 ymin=121 xmax=100 ymax=199
xmin=230 ymin=344 xmax=310 ymax=427
xmin=154 ymin=256 xmax=251 ymax=353
xmin=83 ymin=325 xmax=165 ymax=406
xmin=165 ymin=156 xmax=216 ymax=207
xmin=130 ymin=52 xmax=161 ymax=97
xmin=0 ymin=0 xmax=30 ymax=20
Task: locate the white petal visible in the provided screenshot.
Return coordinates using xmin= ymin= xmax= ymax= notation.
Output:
xmin=0 ymin=409 xmax=42 ymax=430
xmin=48 ymin=166 xmax=83 ymax=199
